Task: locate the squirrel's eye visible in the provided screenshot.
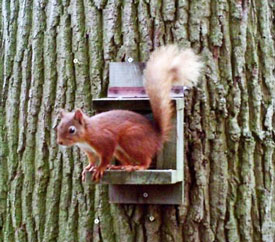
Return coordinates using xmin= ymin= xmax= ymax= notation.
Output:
xmin=68 ymin=126 xmax=76 ymax=134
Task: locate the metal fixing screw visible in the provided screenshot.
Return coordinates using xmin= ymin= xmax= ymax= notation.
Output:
xmin=143 ymin=192 xmax=148 ymax=198
xmin=94 ymin=218 xmax=100 ymax=224
xmin=149 ymin=215 xmax=155 ymax=222
xmin=127 ymin=57 xmax=133 ymax=63
xmin=73 ymin=58 xmax=79 ymax=64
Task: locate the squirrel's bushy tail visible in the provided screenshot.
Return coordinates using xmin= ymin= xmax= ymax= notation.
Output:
xmin=144 ymin=45 xmax=202 ymax=142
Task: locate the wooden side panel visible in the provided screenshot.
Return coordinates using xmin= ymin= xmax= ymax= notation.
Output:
xmin=109 ymin=183 xmax=183 ymax=204
xmin=156 ymin=99 xmax=184 ymax=171
xmin=156 ymin=116 xmax=177 ymax=169
xmin=176 ymin=99 xmax=184 ymax=172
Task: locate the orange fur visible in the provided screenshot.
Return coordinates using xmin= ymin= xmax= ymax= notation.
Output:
xmin=56 ymin=45 xmax=202 ymax=181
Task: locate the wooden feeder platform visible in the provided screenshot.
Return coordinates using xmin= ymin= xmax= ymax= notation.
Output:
xmin=88 ymin=169 xmax=182 ymax=185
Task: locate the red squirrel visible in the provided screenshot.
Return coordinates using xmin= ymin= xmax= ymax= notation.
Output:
xmin=56 ymin=45 xmax=202 ymax=181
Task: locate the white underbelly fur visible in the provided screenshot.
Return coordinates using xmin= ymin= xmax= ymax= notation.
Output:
xmin=76 ymin=142 xmax=97 ymax=153
xmin=76 ymin=143 xmax=133 ymax=162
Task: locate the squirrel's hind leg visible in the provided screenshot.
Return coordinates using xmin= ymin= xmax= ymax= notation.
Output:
xmin=112 ymin=150 xmax=151 ymax=172
xmin=121 ymin=163 xmax=151 ymax=172
xmin=107 ymin=149 xmax=133 ymax=170
xmin=107 ymin=149 xmax=151 ymax=171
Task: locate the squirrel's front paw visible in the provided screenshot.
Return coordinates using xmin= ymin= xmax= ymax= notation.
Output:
xmin=92 ymin=167 xmax=106 ymax=182
xmin=81 ymin=169 xmax=87 ymax=182
xmin=82 ymin=164 xmax=96 ymax=182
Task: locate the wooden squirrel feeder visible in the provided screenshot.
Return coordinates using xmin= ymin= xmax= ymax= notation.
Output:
xmin=89 ymin=61 xmax=184 ymax=205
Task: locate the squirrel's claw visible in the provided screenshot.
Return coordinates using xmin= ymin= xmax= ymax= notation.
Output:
xmin=81 ymin=169 xmax=87 ymax=182
xmin=88 ymin=166 xmax=95 ymax=172
xmin=82 ymin=164 xmax=96 ymax=182
xmin=92 ymin=167 xmax=105 ymax=182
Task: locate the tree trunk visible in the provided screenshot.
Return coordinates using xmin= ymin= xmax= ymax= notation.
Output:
xmin=0 ymin=0 xmax=274 ymax=241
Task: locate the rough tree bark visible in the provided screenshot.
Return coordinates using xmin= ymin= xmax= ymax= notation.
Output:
xmin=0 ymin=0 xmax=274 ymax=241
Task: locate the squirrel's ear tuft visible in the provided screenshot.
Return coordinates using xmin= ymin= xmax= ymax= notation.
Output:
xmin=74 ymin=109 xmax=84 ymax=124
xmin=59 ymin=109 xmax=66 ymax=118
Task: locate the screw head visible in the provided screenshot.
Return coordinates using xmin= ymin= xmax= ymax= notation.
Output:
xmin=127 ymin=57 xmax=133 ymax=63
xmin=73 ymin=58 xmax=79 ymax=64
xmin=94 ymin=218 xmax=100 ymax=224
xmin=143 ymin=192 xmax=148 ymax=198
xmin=149 ymin=215 xmax=155 ymax=222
